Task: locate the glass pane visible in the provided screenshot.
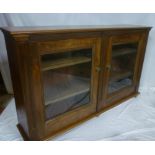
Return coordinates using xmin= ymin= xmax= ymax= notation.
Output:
xmin=41 ymin=49 xmax=92 ymax=120
xmin=108 ymin=43 xmax=138 ymax=93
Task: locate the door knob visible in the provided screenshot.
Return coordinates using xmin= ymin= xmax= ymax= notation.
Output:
xmin=106 ymin=65 xmax=111 ymax=70
xmin=96 ymin=67 xmax=101 ymax=72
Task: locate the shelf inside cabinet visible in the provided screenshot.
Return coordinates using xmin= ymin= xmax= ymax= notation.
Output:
xmin=109 ymin=78 xmax=132 ymax=93
xmin=112 ymin=48 xmax=136 ymax=58
xmin=42 ymin=56 xmax=91 ymax=71
xmin=110 ymin=71 xmax=132 ymax=82
xmin=44 ymin=75 xmax=90 ymax=106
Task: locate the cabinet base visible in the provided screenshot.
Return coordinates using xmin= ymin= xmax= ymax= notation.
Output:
xmin=17 ymin=92 xmax=139 ymax=141
xmin=17 ymin=124 xmax=29 ymax=141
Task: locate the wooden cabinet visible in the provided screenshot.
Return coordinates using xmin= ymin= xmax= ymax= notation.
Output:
xmin=1 ymin=26 xmax=151 ymax=140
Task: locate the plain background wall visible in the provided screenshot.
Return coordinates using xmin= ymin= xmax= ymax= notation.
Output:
xmin=1 ymin=13 xmax=155 ymax=92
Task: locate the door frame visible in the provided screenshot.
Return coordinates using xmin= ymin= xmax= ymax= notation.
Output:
xmin=97 ymin=30 xmax=148 ymax=111
xmin=28 ymin=36 xmax=101 ymax=139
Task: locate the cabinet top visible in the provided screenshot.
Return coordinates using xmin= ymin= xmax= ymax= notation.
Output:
xmin=0 ymin=25 xmax=151 ymax=35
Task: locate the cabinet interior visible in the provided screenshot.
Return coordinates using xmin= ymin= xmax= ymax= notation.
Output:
xmin=41 ymin=48 xmax=92 ymax=120
xmin=108 ymin=42 xmax=138 ymax=93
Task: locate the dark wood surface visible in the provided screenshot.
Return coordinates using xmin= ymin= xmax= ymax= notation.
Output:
xmin=0 ymin=72 xmax=6 ymax=96
xmin=1 ymin=26 xmax=151 ymax=140
xmin=0 ymin=25 xmax=151 ymax=35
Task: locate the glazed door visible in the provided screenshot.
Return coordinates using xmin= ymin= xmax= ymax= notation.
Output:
xmin=41 ymin=48 xmax=94 ymax=120
xmin=32 ymin=37 xmax=101 ymax=137
xmin=98 ymin=32 xmax=146 ymax=110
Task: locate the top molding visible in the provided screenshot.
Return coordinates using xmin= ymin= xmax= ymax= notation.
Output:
xmin=0 ymin=25 xmax=152 ymax=36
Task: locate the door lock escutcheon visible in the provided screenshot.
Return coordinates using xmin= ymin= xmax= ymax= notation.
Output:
xmin=96 ymin=67 xmax=101 ymax=72
xmin=106 ymin=65 xmax=111 ymax=70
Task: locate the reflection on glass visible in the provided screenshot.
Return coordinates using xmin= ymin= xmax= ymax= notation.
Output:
xmin=108 ymin=43 xmax=138 ymax=93
xmin=41 ymin=49 xmax=92 ymax=120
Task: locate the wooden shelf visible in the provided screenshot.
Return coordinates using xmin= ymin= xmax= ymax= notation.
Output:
xmin=109 ymin=78 xmax=132 ymax=93
xmin=110 ymin=71 xmax=132 ymax=82
xmin=44 ymin=75 xmax=90 ymax=106
xmin=42 ymin=56 xmax=91 ymax=71
xmin=112 ymin=48 xmax=136 ymax=58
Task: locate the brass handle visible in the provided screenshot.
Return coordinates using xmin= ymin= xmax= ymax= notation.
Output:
xmin=96 ymin=67 xmax=101 ymax=72
xmin=106 ymin=65 xmax=111 ymax=70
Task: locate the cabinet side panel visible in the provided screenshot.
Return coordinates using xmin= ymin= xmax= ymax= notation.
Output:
xmin=2 ymin=32 xmax=29 ymax=137
xmin=135 ymin=30 xmax=150 ymax=92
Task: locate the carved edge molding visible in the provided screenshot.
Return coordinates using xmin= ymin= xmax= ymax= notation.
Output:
xmin=12 ymin=34 xmax=30 ymax=42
